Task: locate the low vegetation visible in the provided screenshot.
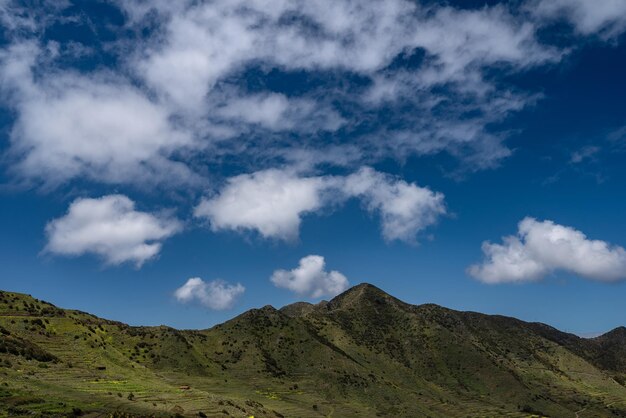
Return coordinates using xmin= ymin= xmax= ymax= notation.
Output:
xmin=1 ymin=285 xmax=625 ymax=417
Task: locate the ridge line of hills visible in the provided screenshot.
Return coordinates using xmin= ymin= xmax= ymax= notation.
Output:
xmin=1 ymin=283 xmax=626 ymax=417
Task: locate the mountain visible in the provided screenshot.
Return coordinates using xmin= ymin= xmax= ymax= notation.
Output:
xmin=1 ymin=284 xmax=626 ymax=417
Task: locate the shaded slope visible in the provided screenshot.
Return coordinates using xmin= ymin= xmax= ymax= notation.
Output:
xmin=594 ymin=327 xmax=626 ymax=372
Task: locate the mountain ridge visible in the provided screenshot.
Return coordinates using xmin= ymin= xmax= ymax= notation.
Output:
xmin=3 ymin=284 xmax=623 ymax=338
xmin=1 ymin=284 xmax=626 ymax=417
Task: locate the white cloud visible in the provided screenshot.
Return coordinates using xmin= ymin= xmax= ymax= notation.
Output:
xmin=174 ymin=278 xmax=245 ymax=310
xmin=117 ymin=0 xmax=563 ymax=172
xmin=195 ymin=167 xmax=446 ymax=243
xmin=132 ymin=1 xmax=556 ymax=95
xmin=0 ymin=0 xmax=611 ymax=190
xmin=212 ymin=91 xmax=344 ymax=132
xmin=130 ymin=0 xmax=416 ymax=109
xmin=409 ymin=5 xmax=558 ymax=90
xmin=0 ymin=0 xmax=62 ymax=35
xmin=342 ymin=167 xmax=446 ymax=243
xmin=45 ymin=195 xmax=182 ymax=267
xmin=270 ymin=255 xmax=349 ymax=298
xmin=0 ymin=43 xmax=196 ymax=188
xmin=0 ymin=0 xmax=623 ymax=227
xmin=532 ymin=0 xmax=626 ymax=39
xmin=194 ymin=169 xmax=332 ymax=241
xmin=215 ymin=93 xmax=294 ymax=129
xmin=468 ymin=218 xmax=626 ymax=283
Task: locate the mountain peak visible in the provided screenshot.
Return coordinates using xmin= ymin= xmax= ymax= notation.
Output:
xmin=327 ymin=282 xmax=406 ymax=311
xmin=335 ymin=282 xmax=386 ymax=298
xmin=349 ymin=282 xmax=383 ymax=291
xmin=598 ymin=326 xmax=626 ymax=341
xmin=279 ymin=301 xmax=315 ymax=317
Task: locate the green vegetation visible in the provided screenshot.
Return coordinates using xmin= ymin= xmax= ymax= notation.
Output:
xmin=1 ymin=284 xmax=625 ymax=417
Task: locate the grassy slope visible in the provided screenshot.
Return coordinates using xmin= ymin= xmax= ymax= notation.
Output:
xmin=1 ymin=285 xmax=625 ymax=417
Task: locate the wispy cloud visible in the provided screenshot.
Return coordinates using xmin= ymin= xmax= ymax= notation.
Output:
xmin=570 ymin=145 xmax=601 ymax=164
xmin=0 ymin=0 xmax=600 ymax=190
xmin=531 ymin=0 xmax=626 ymax=39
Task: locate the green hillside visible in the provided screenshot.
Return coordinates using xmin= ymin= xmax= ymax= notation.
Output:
xmin=1 ymin=284 xmax=625 ymax=417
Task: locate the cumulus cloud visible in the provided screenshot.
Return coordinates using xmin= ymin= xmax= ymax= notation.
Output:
xmin=174 ymin=278 xmax=245 ymax=310
xmin=270 ymin=255 xmax=349 ymax=298
xmin=0 ymin=42 xmax=196 ymax=188
xmin=342 ymin=167 xmax=446 ymax=243
xmin=194 ymin=169 xmax=333 ymax=241
xmin=468 ymin=218 xmax=626 ymax=283
xmin=45 ymin=195 xmax=182 ymax=267
xmin=195 ymin=167 xmax=445 ymax=242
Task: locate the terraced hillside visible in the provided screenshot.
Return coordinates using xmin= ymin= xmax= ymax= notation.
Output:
xmin=1 ymin=284 xmax=625 ymax=417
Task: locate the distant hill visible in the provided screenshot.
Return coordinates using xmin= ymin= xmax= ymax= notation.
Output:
xmin=1 ymin=284 xmax=626 ymax=417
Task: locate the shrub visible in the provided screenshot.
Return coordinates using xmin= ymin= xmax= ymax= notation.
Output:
xmin=31 ymin=319 xmax=45 ymax=327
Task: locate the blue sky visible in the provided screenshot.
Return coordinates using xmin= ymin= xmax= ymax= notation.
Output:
xmin=0 ymin=0 xmax=626 ymax=335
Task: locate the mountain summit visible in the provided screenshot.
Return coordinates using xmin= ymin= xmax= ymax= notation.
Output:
xmin=1 ymin=285 xmax=626 ymax=417
xmin=327 ymin=282 xmax=403 ymax=309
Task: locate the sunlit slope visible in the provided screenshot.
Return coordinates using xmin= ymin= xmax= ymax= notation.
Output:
xmin=0 ymin=291 xmax=275 ymax=417
xmin=1 ymin=285 xmax=626 ymax=417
